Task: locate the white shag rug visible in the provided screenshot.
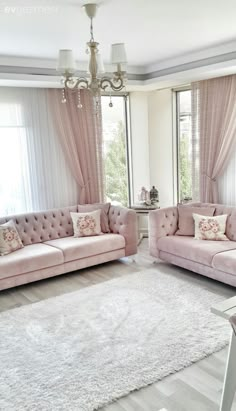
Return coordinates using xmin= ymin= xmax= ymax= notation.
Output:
xmin=0 ymin=269 xmax=230 ymax=411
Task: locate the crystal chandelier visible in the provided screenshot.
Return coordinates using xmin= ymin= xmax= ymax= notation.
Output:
xmin=56 ymin=3 xmax=127 ymax=108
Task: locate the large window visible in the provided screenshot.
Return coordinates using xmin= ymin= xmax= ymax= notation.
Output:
xmin=0 ymin=103 xmax=29 ymax=215
xmin=176 ymin=90 xmax=192 ymax=202
xmin=0 ymin=91 xmax=131 ymax=216
xmin=177 ymin=87 xmax=236 ymax=206
xmin=0 ymin=89 xmax=78 ymax=216
xmin=101 ymin=95 xmax=131 ymax=207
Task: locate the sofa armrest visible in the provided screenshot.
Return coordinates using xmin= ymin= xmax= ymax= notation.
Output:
xmin=109 ymin=206 xmax=137 ymax=256
xmin=149 ymin=206 xmax=178 ymax=257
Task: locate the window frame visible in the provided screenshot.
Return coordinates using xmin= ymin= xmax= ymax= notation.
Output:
xmin=101 ymin=92 xmax=132 ymax=207
xmin=175 ymin=87 xmax=192 ymax=204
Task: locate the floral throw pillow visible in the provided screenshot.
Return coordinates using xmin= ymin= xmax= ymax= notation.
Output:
xmin=70 ymin=210 xmax=102 ymax=237
xmin=78 ymin=203 xmax=110 ymax=233
xmin=0 ymin=220 xmax=24 ymax=256
xmin=193 ymin=213 xmax=229 ymax=241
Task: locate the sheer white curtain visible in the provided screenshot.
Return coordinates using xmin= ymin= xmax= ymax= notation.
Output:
xmin=218 ymin=152 xmax=236 ymax=205
xmin=0 ymin=88 xmax=79 ymax=216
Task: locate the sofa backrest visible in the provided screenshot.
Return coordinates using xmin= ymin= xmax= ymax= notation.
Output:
xmin=0 ymin=206 xmax=77 ymax=246
xmin=187 ymin=202 xmax=236 ymax=241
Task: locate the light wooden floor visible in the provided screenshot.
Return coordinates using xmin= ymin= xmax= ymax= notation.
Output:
xmin=0 ymin=239 xmax=236 ymax=411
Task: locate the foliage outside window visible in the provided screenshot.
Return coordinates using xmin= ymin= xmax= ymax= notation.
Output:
xmin=177 ymin=90 xmax=192 ymax=202
xmin=101 ymin=96 xmax=130 ymax=207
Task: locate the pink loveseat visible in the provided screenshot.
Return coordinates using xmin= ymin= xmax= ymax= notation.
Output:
xmin=0 ymin=205 xmax=137 ymax=291
xmin=149 ymin=203 xmax=236 ymax=287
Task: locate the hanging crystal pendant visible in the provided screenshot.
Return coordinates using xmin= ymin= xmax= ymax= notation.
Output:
xmin=109 ymin=93 xmax=113 ymax=107
xmin=95 ymin=94 xmax=99 ymax=116
xmin=61 ymin=88 xmax=67 ymax=103
xmin=77 ymin=89 xmax=83 ymax=109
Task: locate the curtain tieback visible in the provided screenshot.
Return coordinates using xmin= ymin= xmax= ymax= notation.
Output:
xmin=81 ymin=180 xmax=90 ymax=189
xmin=205 ymin=174 xmax=216 ymax=182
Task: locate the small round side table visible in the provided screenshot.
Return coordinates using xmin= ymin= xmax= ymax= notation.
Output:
xmin=130 ymin=205 xmax=160 ymax=244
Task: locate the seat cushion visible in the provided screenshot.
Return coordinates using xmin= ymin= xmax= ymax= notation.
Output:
xmin=0 ymin=243 xmax=64 ymax=279
xmin=157 ymin=236 xmax=236 ymax=266
xmin=45 ymin=234 xmax=125 ymax=263
xmin=212 ymin=250 xmax=236 ymax=276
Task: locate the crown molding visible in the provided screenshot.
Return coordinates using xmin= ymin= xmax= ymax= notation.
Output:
xmin=0 ymin=40 xmax=236 ymax=90
xmin=0 ymin=55 xmax=144 ymax=76
xmin=144 ymin=39 xmax=236 ymax=73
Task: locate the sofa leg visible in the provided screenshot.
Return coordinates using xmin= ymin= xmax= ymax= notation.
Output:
xmin=152 ymin=258 xmax=162 ymax=264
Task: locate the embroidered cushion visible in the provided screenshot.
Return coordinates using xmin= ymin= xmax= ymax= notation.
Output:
xmin=193 ymin=213 xmax=229 ymax=241
xmin=78 ymin=203 xmax=110 ymax=233
xmin=176 ymin=206 xmax=215 ymax=236
xmin=70 ymin=210 xmax=102 ymax=237
xmin=0 ymin=220 xmax=24 ymax=256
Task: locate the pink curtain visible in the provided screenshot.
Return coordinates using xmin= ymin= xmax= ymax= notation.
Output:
xmin=47 ymin=89 xmax=104 ymax=204
xmin=193 ymin=75 xmax=236 ymax=203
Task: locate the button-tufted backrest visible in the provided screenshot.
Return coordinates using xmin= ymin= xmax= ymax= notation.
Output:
xmin=109 ymin=206 xmax=124 ymax=234
xmin=187 ymin=202 xmax=236 ymax=241
xmin=0 ymin=206 xmax=77 ymax=246
xmin=108 ymin=205 xmax=137 ymax=255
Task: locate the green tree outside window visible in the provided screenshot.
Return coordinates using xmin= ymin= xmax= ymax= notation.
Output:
xmin=104 ymin=120 xmax=128 ymax=206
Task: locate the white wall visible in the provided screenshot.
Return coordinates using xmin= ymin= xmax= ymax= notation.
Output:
xmin=129 ymin=92 xmax=150 ymax=204
xmin=129 ymin=89 xmax=176 ymax=208
xmin=148 ymin=89 xmax=175 ymax=208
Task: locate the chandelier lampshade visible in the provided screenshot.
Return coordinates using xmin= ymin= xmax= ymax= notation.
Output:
xmin=57 ymin=49 xmax=76 ymax=74
xmin=111 ymin=43 xmax=127 ymax=64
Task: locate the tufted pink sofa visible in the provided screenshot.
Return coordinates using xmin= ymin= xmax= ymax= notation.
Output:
xmin=149 ymin=203 xmax=236 ymax=287
xmin=0 ymin=205 xmax=137 ymax=291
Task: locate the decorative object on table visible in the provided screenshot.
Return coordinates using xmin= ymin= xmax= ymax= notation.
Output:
xmin=181 ymin=196 xmax=192 ymax=204
xmin=149 ymin=185 xmax=159 ymax=205
xmin=0 ymin=269 xmax=229 ymax=411
xmin=138 ymin=186 xmax=150 ymax=204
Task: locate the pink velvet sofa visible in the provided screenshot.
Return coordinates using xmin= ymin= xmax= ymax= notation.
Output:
xmin=0 ymin=205 xmax=137 ymax=291
xmin=149 ymin=203 xmax=236 ymax=287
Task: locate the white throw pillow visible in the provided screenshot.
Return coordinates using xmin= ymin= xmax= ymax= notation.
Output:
xmin=193 ymin=213 xmax=228 ymax=241
xmin=0 ymin=220 xmax=24 ymax=256
xmin=70 ymin=210 xmax=102 ymax=237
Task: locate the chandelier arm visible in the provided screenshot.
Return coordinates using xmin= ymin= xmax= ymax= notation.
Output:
xmin=64 ymin=77 xmax=89 ymax=89
xmin=100 ymin=77 xmax=124 ymax=92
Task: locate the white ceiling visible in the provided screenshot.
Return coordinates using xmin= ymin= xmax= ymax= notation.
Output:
xmin=0 ymin=0 xmax=236 ymax=68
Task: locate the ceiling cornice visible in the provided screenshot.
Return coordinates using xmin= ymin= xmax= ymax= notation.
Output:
xmin=0 ymin=40 xmax=236 ymax=90
xmin=145 ymin=51 xmax=236 ymax=81
xmin=144 ymin=39 xmax=236 ymax=73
